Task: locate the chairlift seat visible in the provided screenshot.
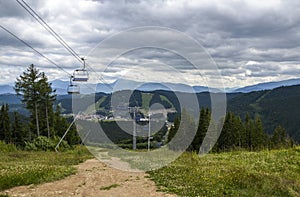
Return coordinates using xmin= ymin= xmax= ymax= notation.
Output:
xmin=73 ymin=69 xmax=89 ymax=82
xmin=67 ymin=84 xmax=80 ymax=94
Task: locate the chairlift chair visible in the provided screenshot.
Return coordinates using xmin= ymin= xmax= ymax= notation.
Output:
xmin=72 ymin=69 xmax=89 ymax=82
xmin=72 ymin=58 xmax=89 ymax=82
xmin=67 ymin=76 xmax=80 ymax=94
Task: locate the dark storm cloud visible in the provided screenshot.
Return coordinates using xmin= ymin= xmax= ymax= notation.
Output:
xmin=1 ymin=0 xmax=300 ymax=87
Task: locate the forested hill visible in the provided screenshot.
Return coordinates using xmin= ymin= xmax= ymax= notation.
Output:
xmin=228 ymin=84 xmax=300 ymax=142
xmin=1 ymin=84 xmax=300 ymax=142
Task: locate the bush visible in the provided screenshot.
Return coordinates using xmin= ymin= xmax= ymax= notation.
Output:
xmin=0 ymin=141 xmax=17 ymax=152
xmin=25 ymin=136 xmax=70 ymax=151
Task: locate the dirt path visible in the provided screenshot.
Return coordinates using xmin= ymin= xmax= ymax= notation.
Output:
xmin=2 ymin=159 xmax=175 ymax=197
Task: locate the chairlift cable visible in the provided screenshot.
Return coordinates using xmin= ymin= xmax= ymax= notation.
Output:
xmin=0 ymin=24 xmax=71 ymax=77
xmin=17 ymin=0 xmax=114 ymax=90
xmin=0 ymin=24 xmax=95 ymax=94
xmin=16 ymin=0 xmax=83 ymax=64
xmin=16 ymin=0 xmax=140 ymax=107
xmin=20 ymin=0 xmax=83 ymax=63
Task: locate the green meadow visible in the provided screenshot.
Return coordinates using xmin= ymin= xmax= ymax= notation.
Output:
xmin=148 ymin=147 xmax=300 ymax=196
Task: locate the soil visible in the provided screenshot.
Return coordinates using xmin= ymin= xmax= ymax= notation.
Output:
xmin=2 ymin=159 xmax=175 ymax=197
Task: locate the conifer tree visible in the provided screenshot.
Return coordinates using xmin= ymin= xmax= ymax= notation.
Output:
xmin=244 ymin=114 xmax=254 ymax=151
xmin=0 ymin=104 xmax=11 ymax=143
xmin=252 ymin=116 xmax=267 ymax=150
xmin=12 ymin=111 xmax=24 ymax=146
xmin=233 ymin=115 xmax=245 ymax=148
xmin=38 ymin=73 xmax=56 ymax=138
xmin=190 ymin=107 xmax=210 ymax=152
xmin=167 ymin=116 xmax=180 ymax=143
xmin=272 ymin=125 xmax=288 ymax=148
xmin=15 ymin=64 xmax=56 ymax=137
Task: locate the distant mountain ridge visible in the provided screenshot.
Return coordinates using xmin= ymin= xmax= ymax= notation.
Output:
xmin=0 ymin=85 xmax=14 ymax=94
xmin=45 ymin=79 xmax=222 ymax=95
xmin=37 ymin=78 xmax=300 ymax=94
xmin=234 ymin=78 xmax=300 ymax=93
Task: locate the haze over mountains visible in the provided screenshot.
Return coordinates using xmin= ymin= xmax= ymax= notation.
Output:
xmin=1 ymin=78 xmax=300 ymax=95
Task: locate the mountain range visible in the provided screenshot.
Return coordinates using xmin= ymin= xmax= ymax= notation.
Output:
xmin=1 ymin=82 xmax=300 ymax=143
xmin=234 ymin=78 xmax=300 ymax=93
xmin=1 ymin=78 xmax=300 ymax=95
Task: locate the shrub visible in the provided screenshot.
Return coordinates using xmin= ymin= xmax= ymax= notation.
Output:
xmin=0 ymin=141 xmax=17 ymax=152
xmin=24 ymin=136 xmax=70 ymax=151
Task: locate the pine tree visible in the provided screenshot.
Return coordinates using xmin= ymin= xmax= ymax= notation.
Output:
xmin=167 ymin=116 xmax=180 ymax=143
xmin=190 ymin=107 xmax=210 ymax=152
xmin=15 ymin=65 xmax=42 ymax=136
xmin=0 ymin=104 xmax=11 ymax=143
xmin=38 ymin=73 xmax=56 ymax=138
xmin=65 ymin=118 xmax=81 ymax=145
xmin=252 ymin=116 xmax=267 ymax=150
xmin=244 ymin=114 xmax=254 ymax=151
xmin=15 ymin=64 xmax=56 ymax=137
xmin=271 ymin=125 xmax=288 ymax=149
xmin=178 ymin=109 xmax=196 ymax=151
xmin=53 ymin=105 xmax=80 ymax=145
xmin=233 ymin=115 xmax=245 ymax=148
xmin=12 ymin=111 xmax=24 ymax=146
xmin=218 ymin=112 xmax=235 ymax=151
xmin=167 ymin=109 xmax=196 ymax=151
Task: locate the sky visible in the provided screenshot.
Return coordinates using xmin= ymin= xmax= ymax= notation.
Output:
xmin=1 ymin=0 xmax=300 ymax=88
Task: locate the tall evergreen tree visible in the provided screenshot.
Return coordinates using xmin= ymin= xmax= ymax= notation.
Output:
xmin=3 ymin=104 xmax=11 ymax=143
xmin=244 ymin=114 xmax=254 ymax=151
xmin=252 ymin=116 xmax=267 ymax=150
xmin=218 ymin=112 xmax=236 ymax=151
xmin=15 ymin=64 xmax=56 ymax=137
xmin=271 ymin=125 xmax=288 ymax=149
xmin=38 ymin=72 xmax=56 ymax=138
xmin=15 ymin=64 xmax=42 ymax=136
xmin=0 ymin=104 xmax=11 ymax=143
xmin=53 ymin=105 xmax=80 ymax=145
xmin=167 ymin=116 xmax=180 ymax=143
xmin=12 ymin=111 xmax=24 ymax=146
xmin=232 ymin=115 xmax=245 ymax=148
xmin=177 ymin=109 xmax=196 ymax=151
xmin=167 ymin=109 xmax=196 ymax=151
xmin=190 ymin=107 xmax=210 ymax=152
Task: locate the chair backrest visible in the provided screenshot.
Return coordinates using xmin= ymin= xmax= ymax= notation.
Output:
xmin=67 ymin=84 xmax=80 ymax=94
xmin=73 ymin=69 xmax=88 ymax=82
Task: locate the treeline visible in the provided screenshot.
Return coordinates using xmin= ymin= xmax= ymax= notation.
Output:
xmin=0 ymin=104 xmax=79 ymax=148
xmin=0 ymin=65 xmax=80 ymax=149
xmin=215 ymin=111 xmax=294 ymax=151
xmin=168 ymin=108 xmax=295 ymax=152
xmin=0 ymin=104 xmax=25 ymax=146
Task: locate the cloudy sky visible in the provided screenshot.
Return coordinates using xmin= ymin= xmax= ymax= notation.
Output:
xmin=1 ymin=0 xmax=300 ymax=88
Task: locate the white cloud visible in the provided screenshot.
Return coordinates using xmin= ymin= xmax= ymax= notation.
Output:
xmin=0 ymin=0 xmax=300 ymax=88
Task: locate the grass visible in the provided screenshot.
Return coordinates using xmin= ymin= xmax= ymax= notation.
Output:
xmin=93 ymin=146 xmax=182 ymax=171
xmin=148 ymin=147 xmax=300 ymax=196
xmin=100 ymin=183 xmax=120 ymax=190
xmin=0 ymin=146 xmax=93 ymax=191
xmin=142 ymin=93 xmax=153 ymax=110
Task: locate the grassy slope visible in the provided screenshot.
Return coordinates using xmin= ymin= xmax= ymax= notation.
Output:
xmin=141 ymin=93 xmax=152 ymax=111
xmin=0 ymin=147 xmax=92 ymax=191
xmin=148 ymin=147 xmax=300 ymax=197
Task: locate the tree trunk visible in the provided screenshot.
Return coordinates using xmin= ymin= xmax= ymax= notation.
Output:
xmin=46 ymin=102 xmax=50 ymax=138
xmin=35 ymin=102 xmax=40 ymax=136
